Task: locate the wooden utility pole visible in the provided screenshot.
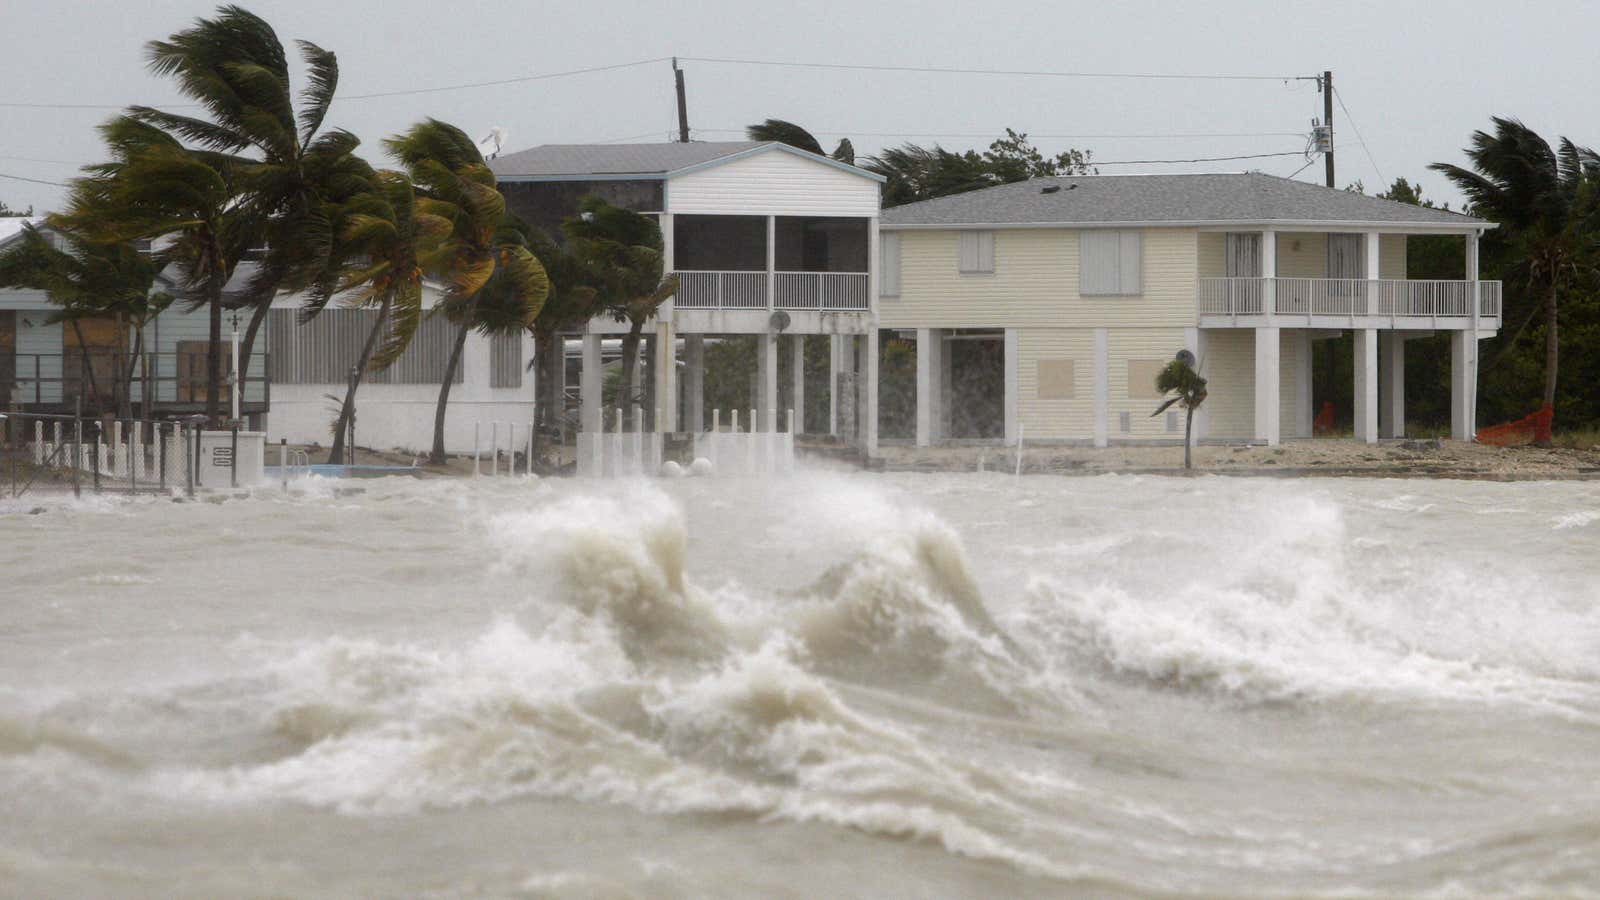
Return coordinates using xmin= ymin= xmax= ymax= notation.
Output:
xmin=1322 ymin=70 xmax=1335 ymax=188
xmin=673 ymin=58 xmax=690 ymax=143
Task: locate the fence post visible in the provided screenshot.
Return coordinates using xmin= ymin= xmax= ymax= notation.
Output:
xmin=473 ymin=422 xmax=481 ymax=477
xmin=281 ymin=438 xmax=288 ymax=491
xmin=128 ymin=423 xmax=136 ymax=492
xmin=192 ymin=424 xmax=202 ymax=491
xmin=230 ymin=423 xmax=239 ymax=489
xmin=490 ymin=421 xmax=499 ymax=477
xmin=159 ymin=424 xmax=168 ymax=491
xmin=92 ymin=422 xmax=101 ymax=492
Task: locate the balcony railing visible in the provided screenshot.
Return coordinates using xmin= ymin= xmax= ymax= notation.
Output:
xmin=672 ymin=270 xmax=870 ymax=311
xmin=1198 ymin=277 xmax=1502 ymax=320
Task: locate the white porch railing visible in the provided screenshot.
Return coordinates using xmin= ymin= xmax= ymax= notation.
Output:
xmin=672 ymin=270 xmax=870 ymax=311
xmin=775 ymin=272 xmax=870 ymax=310
xmin=1198 ymin=277 xmax=1502 ymax=319
xmin=674 ymin=271 xmax=769 ymax=309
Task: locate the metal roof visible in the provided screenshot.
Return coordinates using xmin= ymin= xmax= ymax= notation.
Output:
xmin=881 ymin=173 xmax=1489 ymax=230
xmin=487 ymin=141 xmax=768 ymax=178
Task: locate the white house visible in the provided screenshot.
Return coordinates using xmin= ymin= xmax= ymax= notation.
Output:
xmin=877 ymin=173 xmax=1499 ymax=446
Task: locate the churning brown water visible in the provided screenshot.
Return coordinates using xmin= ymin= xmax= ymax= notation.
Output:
xmin=2 ymin=472 xmax=1598 ymax=897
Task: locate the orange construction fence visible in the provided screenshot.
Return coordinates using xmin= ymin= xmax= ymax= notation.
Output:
xmin=1476 ymin=404 xmax=1554 ymax=446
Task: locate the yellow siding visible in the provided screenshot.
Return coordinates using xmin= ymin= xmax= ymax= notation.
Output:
xmin=1197 ymin=232 xmax=1226 ymax=278
xmin=1275 ymin=232 xmax=1327 ymax=277
xmin=1017 ymin=328 xmax=1094 ymax=439
xmin=1380 ymin=234 xmax=1407 ymax=279
xmin=1202 ymin=329 xmax=1254 ymax=440
xmin=879 ymin=227 xmax=1199 ymax=330
xmin=1110 ymin=327 xmax=1189 ymax=440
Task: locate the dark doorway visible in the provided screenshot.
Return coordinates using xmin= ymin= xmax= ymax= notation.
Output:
xmin=947 ymin=330 xmax=1004 ymax=439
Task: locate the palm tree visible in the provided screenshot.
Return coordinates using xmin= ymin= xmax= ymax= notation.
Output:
xmin=317 ymin=170 xmax=451 ymax=463
xmin=562 ymin=197 xmax=677 ymax=415
xmin=134 ymin=5 xmax=368 ymax=396
xmin=746 ymin=119 xmax=856 ymax=164
xmin=59 ymin=116 xmax=247 ymax=423
xmin=526 ymin=229 xmax=601 ymax=466
xmin=1151 ymin=354 xmax=1207 ymax=470
xmin=386 ymin=119 xmax=549 ymax=464
xmin=1432 ymin=118 xmax=1600 ymax=429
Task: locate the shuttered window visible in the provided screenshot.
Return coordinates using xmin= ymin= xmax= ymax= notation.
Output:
xmin=879 ymin=233 xmax=902 ymax=297
xmin=490 ymin=332 xmax=522 ymax=388
xmin=1327 ymin=233 xmax=1366 ymax=279
xmin=1080 ymin=230 xmax=1142 ymax=295
xmin=268 ymin=309 xmax=463 ymax=385
xmin=1224 ymin=233 xmax=1262 ymax=277
xmin=957 ymin=231 xmax=994 ymax=274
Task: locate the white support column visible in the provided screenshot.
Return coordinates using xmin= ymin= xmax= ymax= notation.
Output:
xmin=685 ymin=335 xmax=705 ymax=433
xmin=1092 ymin=327 xmax=1109 ymax=448
xmin=1353 ymin=328 xmax=1378 ymax=443
xmin=790 ymin=335 xmax=805 ymax=434
xmin=654 ymin=321 xmax=676 ymax=432
xmin=757 ymin=332 xmax=777 ymax=429
xmin=937 ymin=332 xmax=953 ymax=440
xmin=862 ymin=330 xmax=879 ymax=454
xmin=1185 ymin=326 xmax=1207 ymax=444
xmin=1003 ymin=328 xmax=1019 ymax=445
xmin=1466 ymin=230 xmax=1481 ymax=438
xmin=1295 ymin=330 xmax=1314 ymax=439
xmin=1365 ymin=231 xmax=1382 ymax=316
xmin=1451 ymin=331 xmax=1474 ymax=441
xmin=580 ymin=333 xmax=602 ymax=434
xmin=915 ymin=328 xmax=933 ymax=446
xmin=1254 ymin=326 xmax=1281 ymax=445
xmin=765 ymin=216 xmax=777 ymax=310
xmin=1379 ymin=331 xmax=1405 ymax=438
xmin=828 ymin=335 xmax=841 ymax=436
xmin=1261 ymin=230 xmax=1277 ymax=317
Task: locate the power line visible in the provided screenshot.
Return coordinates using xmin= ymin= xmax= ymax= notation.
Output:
xmin=1332 ymin=86 xmax=1388 ymax=188
xmin=0 ymin=155 xmax=80 ymax=166
xmin=0 ymin=57 xmax=673 ymax=111
xmin=1079 ymin=151 xmax=1306 ymax=166
xmin=701 ymin=127 xmax=1308 ymax=140
xmin=679 ymin=56 xmax=1313 ymax=82
xmin=0 ymin=172 xmax=69 ymax=187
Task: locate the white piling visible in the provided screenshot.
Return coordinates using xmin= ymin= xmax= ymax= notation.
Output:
xmin=490 ymin=421 xmax=499 ymax=476
xmin=525 ymin=420 xmax=534 ymax=476
xmin=1014 ymin=425 xmax=1025 ymax=477
xmin=473 ymin=422 xmax=481 ymax=477
xmin=632 ymin=405 xmax=644 ymax=476
xmin=747 ymin=408 xmax=757 ymax=474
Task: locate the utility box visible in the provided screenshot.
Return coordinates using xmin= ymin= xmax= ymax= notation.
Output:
xmin=195 ymin=430 xmax=265 ymax=487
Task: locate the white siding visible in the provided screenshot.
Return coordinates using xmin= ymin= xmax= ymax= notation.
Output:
xmin=666 ymin=147 xmax=880 ymax=217
xmin=1201 ymin=329 xmax=1255 ymax=440
xmin=1017 ymin=328 xmax=1094 ymax=439
xmin=1109 ymin=327 xmax=1187 ymax=440
xmin=15 ymin=315 xmax=62 ymax=403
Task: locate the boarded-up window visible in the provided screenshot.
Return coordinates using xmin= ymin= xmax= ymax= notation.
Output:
xmin=1225 ymin=233 xmax=1262 ymax=277
xmin=1127 ymin=359 xmax=1166 ymax=399
xmin=1036 ymin=359 xmax=1076 ymax=399
xmin=958 ymin=231 xmax=994 ymax=274
xmin=490 ymin=332 xmax=522 ymax=388
xmin=175 ymin=341 xmax=231 ymax=402
xmin=1327 ymin=233 xmax=1366 ymax=279
xmin=880 ymin=233 xmax=902 ymax=296
xmin=1080 ymin=230 xmax=1142 ymax=295
xmin=268 ymin=309 xmax=462 ymax=385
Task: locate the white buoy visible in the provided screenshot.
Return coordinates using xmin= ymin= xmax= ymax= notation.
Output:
xmin=660 ymin=460 xmax=685 ymax=478
xmin=689 ymin=457 xmax=714 ymax=477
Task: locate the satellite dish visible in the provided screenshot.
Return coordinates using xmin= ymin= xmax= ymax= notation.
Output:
xmin=477 ymin=126 xmax=508 ymax=159
xmin=769 ymin=310 xmax=791 ymax=333
xmin=1175 ymin=349 xmax=1196 ymax=368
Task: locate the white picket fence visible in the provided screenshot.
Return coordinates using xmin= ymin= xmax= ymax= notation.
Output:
xmin=577 ymin=407 xmax=795 ymax=478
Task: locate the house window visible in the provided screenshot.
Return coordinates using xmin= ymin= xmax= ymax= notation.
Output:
xmin=1225 ymin=233 xmax=1262 ymax=277
xmin=1080 ymin=230 xmax=1142 ymax=295
xmin=490 ymin=332 xmax=522 ymax=388
xmin=958 ymin=231 xmax=994 ymax=274
xmin=880 ymin=233 xmax=902 ymax=297
xmin=1036 ymin=359 xmax=1075 ymax=399
xmin=1327 ymin=233 xmax=1366 ymax=279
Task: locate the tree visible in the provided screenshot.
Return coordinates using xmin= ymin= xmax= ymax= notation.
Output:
xmin=0 ymin=200 xmax=32 ymax=217
xmin=318 ymin=169 xmax=450 ymax=463
xmin=746 ymin=119 xmax=857 ymax=163
xmin=386 ymin=119 xmax=549 ymax=464
xmin=58 ymin=116 xmax=248 ymax=423
xmin=562 ymin=196 xmax=677 ymax=416
xmin=525 ymin=228 xmax=601 ymax=466
xmin=134 ymin=5 xmax=369 ymax=399
xmin=1431 ymin=118 xmax=1600 ymax=435
xmin=1151 ymin=354 xmax=1207 ymax=470
xmin=0 ymin=222 xmax=173 ymax=417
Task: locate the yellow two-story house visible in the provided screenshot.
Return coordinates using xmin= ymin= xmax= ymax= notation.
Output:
xmin=878 ymin=173 xmax=1498 ymax=447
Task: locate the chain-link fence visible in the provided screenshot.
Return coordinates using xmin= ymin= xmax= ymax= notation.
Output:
xmin=1 ymin=412 xmax=210 ymax=499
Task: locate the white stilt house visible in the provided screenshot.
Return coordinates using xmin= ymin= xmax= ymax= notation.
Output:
xmin=490 ymin=142 xmax=885 ymax=465
xmin=878 ymin=174 xmax=1498 ymax=446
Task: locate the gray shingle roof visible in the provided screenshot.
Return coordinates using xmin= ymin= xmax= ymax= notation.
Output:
xmin=881 ymin=173 xmax=1487 ymax=229
xmin=488 ymin=141 xmax=766 ymax=178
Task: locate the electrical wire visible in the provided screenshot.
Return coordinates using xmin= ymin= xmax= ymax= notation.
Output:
xmin=0 ymin=172 xmax=69 ymax=187
xmin=700 ymin=127 xmax=1308 ymax=140
xmin=1087 ymin=151 xmax=1307 ymax=166
xmin=678 ymin=56 xmax=1312 ymax=82
xmin=1332 ymin=86 xmax=1388 ymax=188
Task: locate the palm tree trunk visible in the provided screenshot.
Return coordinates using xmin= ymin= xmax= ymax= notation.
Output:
xmin=329 ymin=295 xmax=392 ymax=464
xmin=429 ymin=319 xmax=471 ymax=465
xmin=531 ymin=328 xmax=561 ymax=468
xmin=121 ymin=325 xmax=142 ymax=422
xmin=1183 ymin=406 xmax=1194 ymax=470
xmin=617 ymin=319 xmax=645 ymax=414
xmin=67 ymin=319 xmax=102 ymax=414
xmin=1542 ymin=280 xmax=1559 ymax=409
xmin=234 ymin=299 xmax=272 ymax=409
xmin=205 ymin=290 xmax=223 ymax=424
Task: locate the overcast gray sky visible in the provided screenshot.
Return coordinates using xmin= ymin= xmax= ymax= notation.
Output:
xmin=2 ymin=0 xmax=1595 ymax=215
